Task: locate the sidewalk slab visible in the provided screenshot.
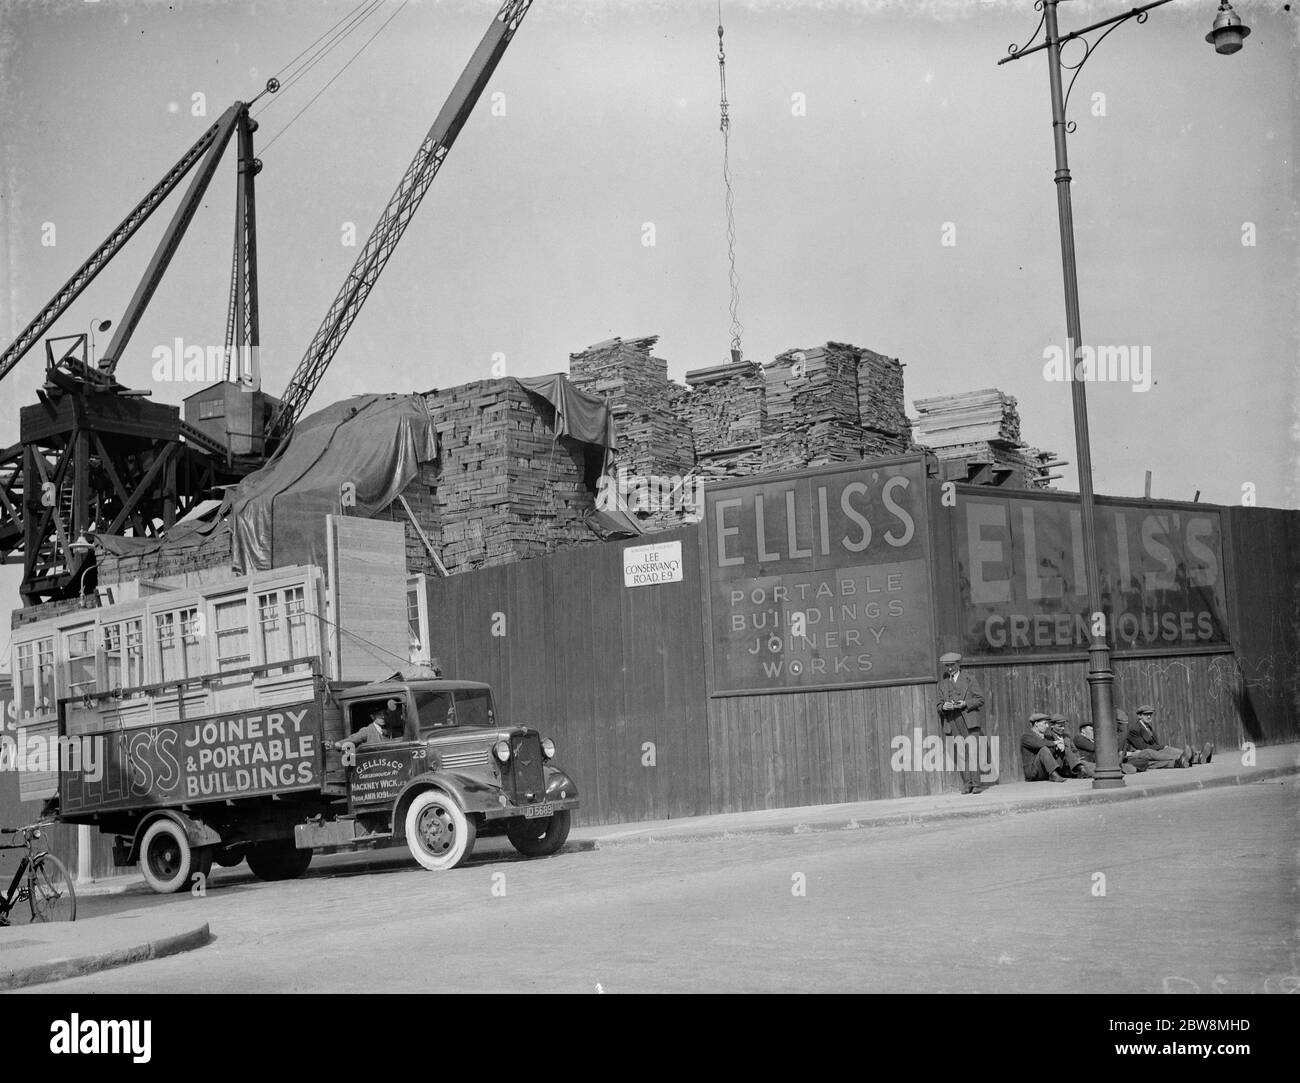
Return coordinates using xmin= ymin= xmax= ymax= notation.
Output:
xmin=574 ymin=742 xmax=1300 ymax=846
xmin=0 ymin=910 xmax=210 ymax=991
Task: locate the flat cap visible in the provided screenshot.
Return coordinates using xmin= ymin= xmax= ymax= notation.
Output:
xmin=1049 ymin=714 xmax=1068 ymax=724
xmin=1114 ymin=708 xmax=1129 ymax=723
xmin=1136 ymin=704 xmax=1155 ymax=714
xmin=1028 ymin=712 xmax=1050 ymax=722
xmin=939 ymin=651 xmax=962 ymax=664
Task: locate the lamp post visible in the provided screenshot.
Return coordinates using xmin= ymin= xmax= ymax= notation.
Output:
xmin=999 ymin=0 xmax=1250 ymax=789
xmin=88 ymin=318 xmax=112 ymax=369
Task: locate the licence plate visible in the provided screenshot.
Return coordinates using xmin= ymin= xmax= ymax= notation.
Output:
xmin=522 ymin=802 xmax=553 ymax=819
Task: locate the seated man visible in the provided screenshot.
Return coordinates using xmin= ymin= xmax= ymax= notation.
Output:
xmin=1073 ymin=720 xmax=1137 ymax=775
xmin=1112 ymin=709 xmax=1149 ymax=771
xmin=1021 ymin=713 xmax=1071 ymax=783
xmin=331 ymin=707 xmax=401 ymax=751
xmin=1133 ymin=704 xmax=1214 ymax=766
xmin=1123 ymin=705 xmax=1192 ymax=769
xmin=1049 ymin=714 xmax=1094 ymax=778
xmin=381 ymin=697 xmax=418 ymax=741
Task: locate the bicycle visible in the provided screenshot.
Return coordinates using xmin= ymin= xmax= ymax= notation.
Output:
xmin=0 ymin=822 xmax=77 ymax=925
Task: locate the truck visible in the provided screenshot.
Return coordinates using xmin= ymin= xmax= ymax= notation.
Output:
xmin=52 ymin=669 xmax=579 ymax=893
xmin=11 ymin=558 xmax=578 ymax=893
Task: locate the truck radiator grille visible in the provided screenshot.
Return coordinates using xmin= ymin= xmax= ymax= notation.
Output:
xmin=506 ymin=733 xmax=546 ymax=804
xmin=439 ymin=747 xmax=489 ymax=770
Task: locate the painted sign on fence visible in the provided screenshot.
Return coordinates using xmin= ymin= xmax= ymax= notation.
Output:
xmin=623 ymin=540 xmax=684 ymax=587
xmin=951 ymin=491 xmax=1231 ymax=659
xmin=59 ymin=702 xmax=322 ymax=814
xmin=703 ymin=457 xmax=935 ymax=694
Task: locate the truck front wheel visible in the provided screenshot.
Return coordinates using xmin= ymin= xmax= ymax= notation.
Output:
xmin=139 ymin=820 xmax=213 ymax=894
xmin=405 ymin=791 xmax=475 ymax=871
xmin=506 ymin=810 xmax=572 ymax=857
xmin=246 ymin=841 xmax=313 ymax=882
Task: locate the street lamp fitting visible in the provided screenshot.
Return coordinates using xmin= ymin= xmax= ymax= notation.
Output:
xmin=1206 ymin=0 xmax=1251 ymax=55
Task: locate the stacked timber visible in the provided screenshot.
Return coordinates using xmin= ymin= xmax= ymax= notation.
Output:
xmin=418 ymin=380 xmax=597 ymax=574
xmin=678 ymin=360 xmax=766 ymax=473
xmin=760 ymin=343 xmax=911 ymax=474
xmin=568 ymin=336 xmax=696 ymax=530
xmin=568 ymin=336 xmax=672 ymax=415
xmin=855 ymin=346 xmax=911 ymax=444
xmin=96 ymin=531 xmax=233 ymax=587
xmin=912 ymin=389 xmax=1022 ymax=448
xmin=912 ymin=388 xmax=1055 ymax=489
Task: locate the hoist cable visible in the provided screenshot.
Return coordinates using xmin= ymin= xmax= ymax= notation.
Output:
xmin=261 ymin=0 xmax=411 ymax=155
xmin=717 ymin=3 xmax=743 ymax=358
xmin=267 ymin=0 xmax=378 ymax=91
xmin=255 ymin=0 xmax=387 ymax=116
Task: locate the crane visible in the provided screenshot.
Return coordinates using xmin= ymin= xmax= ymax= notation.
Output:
xmin=0 ymin=87 xmax=274 ymax=605
xmin=265 ymin=0 xmax=535 ymax=447
xmin=0 ymin=0 xmax=535 ymax=604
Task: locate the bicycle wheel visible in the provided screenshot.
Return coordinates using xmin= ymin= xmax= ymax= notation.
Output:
xmin=28 ymin=854 xmax=76 ymax=923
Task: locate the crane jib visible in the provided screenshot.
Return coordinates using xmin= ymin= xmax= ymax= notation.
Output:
xmin=0 ymin=112 xmax=231 ymax=386
xmin=266 ymin=0 xmax=536 ymax=446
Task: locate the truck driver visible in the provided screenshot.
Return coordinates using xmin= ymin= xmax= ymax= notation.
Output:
xmin=331 ymin=704 xmax=402 ymax=751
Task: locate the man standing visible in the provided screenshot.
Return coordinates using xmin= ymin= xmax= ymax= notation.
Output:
xmin=937 ymin=651 xmax=987 ymax=794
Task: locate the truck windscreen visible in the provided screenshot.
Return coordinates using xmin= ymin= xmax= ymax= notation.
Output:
xmin=452 ymin=690 xmax=494 ymax=728
xmin=414 ymin=689 xmax=495 ymax=730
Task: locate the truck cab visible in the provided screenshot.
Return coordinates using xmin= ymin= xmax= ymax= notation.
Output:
xmin=306 ymin=678 xmax=580 ymax=872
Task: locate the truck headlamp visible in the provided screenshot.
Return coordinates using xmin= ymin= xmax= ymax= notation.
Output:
xmin=541 ymin=738 xmax=555 ymax=760
xmin=493 ymin=739 xmax=511 ymax=764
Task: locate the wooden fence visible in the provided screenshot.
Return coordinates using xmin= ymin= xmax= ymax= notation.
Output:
xmin=427 ymin=504 xmax=1296 ymax=825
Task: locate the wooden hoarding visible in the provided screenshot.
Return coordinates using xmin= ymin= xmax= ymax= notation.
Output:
xmin=702 ymin=456 xmax=936 ymax=695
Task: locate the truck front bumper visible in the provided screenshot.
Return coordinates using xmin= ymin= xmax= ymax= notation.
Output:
xmin=480 ymin=797 xmax=581 ymax=822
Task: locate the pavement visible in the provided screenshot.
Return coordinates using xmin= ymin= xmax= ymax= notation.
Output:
xmin=3 ymin=740 xmax=1295 ymax=991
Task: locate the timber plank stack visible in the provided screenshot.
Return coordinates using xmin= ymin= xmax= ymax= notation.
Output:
xmin=569 ymin=336 xmax=695 ymax=530
xmin=679 ymin=360 xmax=766 ymax=473
xmin=412 ymin=379 xmax=597 ymax=575
xmin=568 ymin=336 xmax=672 ymax=415
xmin=912 ymin=388 xmax=1055 ymax=489
xmin=855 ymin=345 xmax=911 ymax=445
xmin=912 ymin=389 xmax=1022 ymax=447
xmin=760 ymin=343 xmax=911 ymax=473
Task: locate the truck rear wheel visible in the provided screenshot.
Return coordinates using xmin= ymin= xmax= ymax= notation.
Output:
xmin=139 ymin=819 xmax=213 ymax=894
xmin=405 ymin=790 xmax=475 ymax=871
xmin=506 ymin=809 xmax=572 ymax=857
xmin=246 ymin=840 xmax=313 ymax=882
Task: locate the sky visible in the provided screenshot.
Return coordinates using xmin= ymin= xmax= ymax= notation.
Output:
xmin=0 ymin=0 xmax=1296 ymax=633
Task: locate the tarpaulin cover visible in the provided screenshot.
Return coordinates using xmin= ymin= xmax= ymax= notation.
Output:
xmin=230 ymin=393 xmax=438 ymax=573
xmin=515 ymin=374 xmax=616 ymax=450
xmin=585 ymin=507 xmax=643 ymax=539
xmin=94 ymin=512 xmax=229 ymax=556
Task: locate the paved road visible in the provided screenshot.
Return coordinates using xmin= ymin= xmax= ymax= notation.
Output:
xmin=37 ymin=778 xmax=1299 ymax=993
